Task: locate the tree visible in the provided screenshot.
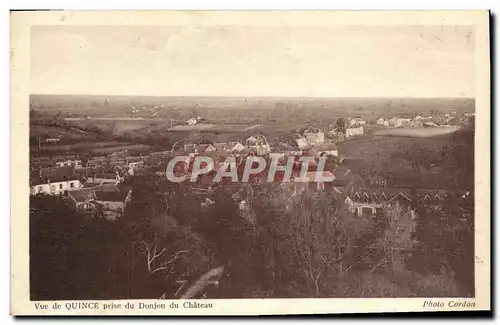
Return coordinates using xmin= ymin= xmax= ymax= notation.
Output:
xmin=335 ymin=118 xmax=346 ymax=134
xmin=372 ymin=203 xmax=417 ymax=275
xmin=408 ymin=195 xmax=474 ymax=296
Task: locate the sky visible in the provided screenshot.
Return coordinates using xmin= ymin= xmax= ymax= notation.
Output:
xmin=30 ymin=25 xmax=475 ymax=98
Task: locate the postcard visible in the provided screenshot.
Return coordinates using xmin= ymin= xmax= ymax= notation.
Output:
xmin=10 ymin=10 xmax=490 ymax=315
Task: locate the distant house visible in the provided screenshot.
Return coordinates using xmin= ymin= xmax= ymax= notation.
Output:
xmin=295 ymin=137 xmax=310 ymax=150
xmin=345 ymin=188 xmax=413 ymax=217
xmin=390 ymin=116 xmax=412 ymax=127
xmin=67 ymin=184 xmax=132 ymax=220
xmin=56 ymin=160 xmax=83 ymax=168
xmin=345 ymin=188 xmax=448 ymax=217
xmin=367 ymin=176 xmax=387 ymax=188
xmin=228 ymin=141 xmax=245 ymax=153
xmin=376 ymin=117 xmax=386 ymax=125
xmin=44 ymin=137 xmax=60 ymax=143
xmin=345 ymin=126 xmax=364 ymax=138
xmin=30 ymin=166 xmax=82 ymax=195
xmin=67 ymin=189 xmax=95 ymax=210
xmin=94 ymin=188 xmax=133 ymax=220
xmin=68 ymin=183 xmax=120 ymax=210
xmin=87 ymin=172 xmax=121 ymax=185
xmin=200 ymin=144 xmax=217 ymax=152
xmin=74 ymin=167 xmax=93 ymax=180
xmin=187 ymin=117 xmax=198 ymax=126
xmin=349 ymin=117 xmax=367 ymax=126
xmin=245 ymin=136 xmax=258 ymax=145
xmin=246 ymin=135 xmax=271 ymax=155
xmin=87 ymin=156 xmax=108 ymax=166
xmin=126 ymin=156 xmax=145 ymax=170
xmin=303 ymin=128 xmax=325 ymax=145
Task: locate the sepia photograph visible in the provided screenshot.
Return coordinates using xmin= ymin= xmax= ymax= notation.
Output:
xmin=11 ymin=10 xmax=490 ymax=315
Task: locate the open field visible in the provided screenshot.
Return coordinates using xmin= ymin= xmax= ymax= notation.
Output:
xmin=86 ymin=144 xmax=151 ymax=154
xmin=338 ymin=131 xmax=473 ymax=190
xmin=374 ymin=126 xmax=462 ymax=138
xmin=34 ymin=141 xmax=133 ymax=152
xmin=30 ymin=124 xmax=108 ymax=141
xmin=168 ymin=123 xmax=217 ymax=132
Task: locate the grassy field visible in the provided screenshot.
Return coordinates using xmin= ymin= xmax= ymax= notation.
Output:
xmin=338 ymin=133 xmax=466 ymax=189
xmin=373 ymin=126 xmax=462 ymax=138
xmin=168 ymin=123 xmax=217 ymax=132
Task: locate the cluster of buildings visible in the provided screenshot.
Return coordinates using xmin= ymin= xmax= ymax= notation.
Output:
xmin=376 ymin=112 xmax=461 ymax=128
xmin=31 ymin=118 xmax=458 ymax=221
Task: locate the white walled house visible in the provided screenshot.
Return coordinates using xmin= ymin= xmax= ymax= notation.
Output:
xmin=187 ymin=117 xmax=198 ymax=126
xmin=303 ymin=128 xmax=325 ymax=145
xmin=30 ymin=166 xmax=82 ymax=195
xmin=229 ymin=142 xmax=246 ymax=153
xmin=349 ymin=117 xmax=367 ymax=126
xmin=56 ymin=160 xmax=83 ymax=168
xmin=246 ymin=135 xmax=271 ymax=155
xmin=345 ymin=126 xmax=364 ymax=138
xmin=295 ymin=137 xmax=310 ymax=150
xmin=31 ymin=179 xmax=82 ymax=196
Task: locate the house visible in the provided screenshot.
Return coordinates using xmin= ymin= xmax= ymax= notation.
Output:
xmin=126 ymin=156 xmax=145 ymax=170
xmin=295 ymin=137 xmax=310 ymax=150
xmin=376 ymin=117 xmax=386 ymax=125
xmin=44 ymin=137 xmax=60 ymax=143
xmin=187 ymin=117 xmax=198 ymax=126
xmin=246 ymin=135 xmax=271 ymax=156
xmin=94 ymin=188 xmax=133 ymax=220
xmin=87 ymin=172 xmax=121 ymax=185
xmin=212 ymin=141 xmax=244 ymax=153
xmin=109 ymin=150 xmax=130 ymax=161
xmin=87 ymin=156 xmax=108 ymax=166
xmin=345 ymin=188 xmax=448 ymax=217
xmin=200 ymin=144 xmax=217 ymax=152
xmin=74 ymin=167 xmax=94 ymax=180
xmin=390 ymin=116 xmax=412 ymax=127
xmin=367 ymin=176 xmax=388 ymax=188
xmin=30 ymin=166 xmax=82 ymax=195
xmin=68 ymin=183 xmax=120 ymax=210
xmin=128 ymin=160 xmax=145 ymax=170
xmin=349 ymin=117 xmax=367 ymax=126
xmin=345 ymin=188 xmax=413 ymax=217
xmin=345 ymin=126 xmax=364 ymax=138
xmin=56 ymin=160 xmax=83 ymax=168
xmin=67 ymin=189 xmax=95 ymax=210
xmin=303 ymin=128 xmax=325 ymax=145
xmin=229 ymin=141 xmax=245 ymax=153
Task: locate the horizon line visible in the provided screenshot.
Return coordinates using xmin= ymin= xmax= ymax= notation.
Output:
xmin=30 ymin=94 xmax=476 ymax=100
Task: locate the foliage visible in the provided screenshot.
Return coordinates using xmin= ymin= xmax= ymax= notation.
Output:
xmin=30 ymin=169 xmax=474 ymax=299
